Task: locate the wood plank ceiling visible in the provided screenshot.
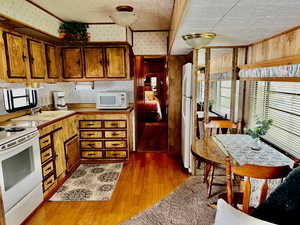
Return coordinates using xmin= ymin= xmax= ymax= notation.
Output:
xmin=28 ymin=0 xmax=174 ymax=30
xmin=171 ymin=0 xmax=300 ymax=54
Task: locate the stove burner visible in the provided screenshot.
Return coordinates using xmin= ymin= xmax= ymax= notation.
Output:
xmin=6 ymin=127 xmax=26 ymax=132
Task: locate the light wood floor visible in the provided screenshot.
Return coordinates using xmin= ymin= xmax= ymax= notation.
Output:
xmin=24 ymin=153 xmax=189 ymax=225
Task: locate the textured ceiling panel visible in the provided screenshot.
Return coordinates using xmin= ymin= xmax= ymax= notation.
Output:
xmin=171 ymin=0 xmax=300 ymax=54
xmin=30 ymin=0 xmax=174 ymax=30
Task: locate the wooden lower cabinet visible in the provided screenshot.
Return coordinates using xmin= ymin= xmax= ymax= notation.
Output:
xmin=79 ymin=114 xmax=130 ymax=161
xmin=65 ymin=136 xmax=80 ymax=173
xmin=81 ymin=151 xmax=103 ymax=159
xmin=39 ymin=132 xmax=57 ymax=193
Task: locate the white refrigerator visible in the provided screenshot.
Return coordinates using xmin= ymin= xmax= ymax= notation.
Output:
xmin=181 ymin=63 xmax=193 ymax=171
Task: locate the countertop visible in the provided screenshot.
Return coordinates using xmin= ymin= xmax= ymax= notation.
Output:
xmin=0 ymin=104 xmax=134 ymax=129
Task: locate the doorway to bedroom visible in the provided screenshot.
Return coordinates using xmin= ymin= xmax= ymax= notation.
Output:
xmin=135 ymin=56 xmax=168 ymax=152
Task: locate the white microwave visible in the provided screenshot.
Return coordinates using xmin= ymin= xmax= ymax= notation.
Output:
xmin=96 ymin=92 xmax=129 ymax=109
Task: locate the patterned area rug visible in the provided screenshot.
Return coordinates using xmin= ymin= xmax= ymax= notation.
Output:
xmin=121 ymin=176 xmax=224 ymax=225
xmin=50 ymin=163 xmax=123 ymax=201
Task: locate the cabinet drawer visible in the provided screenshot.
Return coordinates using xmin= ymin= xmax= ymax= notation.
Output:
xmin=104 ymin=131 xmax=126 ymax=139
xmin=104 ymin=120 xmax=126 ymax=129
xmin=106 ymin=151 xmax=127 ymax=158
xmin=40 ymin=135 xmax=51 ymax=149
xmin=80 ymin=121 xmax=102 ymax=129
xmin=105 ymin=140 xmax=127 ymax=149
xmin=81 ymin=151 xmax=103 ymax=158
xmin=80 ymin=141 xmax=103 ymax=149
xmin=42 ymin=161 xmax=55 ymax=178
xmin=41 ymin=148 xmax=53 ymax=164
xmin=80 ymin=131 xmax=102 ymax=139
xmin=43 ymin=175 xmax=55 ymax=191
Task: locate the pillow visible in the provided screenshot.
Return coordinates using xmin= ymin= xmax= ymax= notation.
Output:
xmin=214 ymin=199 xmax=275 ymax=225
xmin=252 ymin=166 xmax=300 ymax=225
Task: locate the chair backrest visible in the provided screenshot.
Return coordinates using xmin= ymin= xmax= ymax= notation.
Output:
xmin=204 ymin=120 xmax=241 ymax=137
xmin=225 ymin=157 xmax=292 ymax=214
xmin=214 ymin=199 xmax=276 ymax=225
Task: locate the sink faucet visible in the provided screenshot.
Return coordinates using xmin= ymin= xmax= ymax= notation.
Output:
xmin=30 ymin=107 xmax=42 ymax=115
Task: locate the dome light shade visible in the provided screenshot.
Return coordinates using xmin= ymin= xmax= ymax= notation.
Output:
xmin=110 ymin=5 xmax=137 ymax=27
xmin=182 ymin=33 xmax=216 ymax=49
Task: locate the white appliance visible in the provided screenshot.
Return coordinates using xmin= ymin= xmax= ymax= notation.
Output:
xmin=53 ymin=91 xmax=67 ymax=110
xmin=181 ymin=63 xmax=193 ymax=172
xmin=96 ymin=91 xmax=128 ymax=109
xmin=0 ymin=127 xmax=43 ymax=225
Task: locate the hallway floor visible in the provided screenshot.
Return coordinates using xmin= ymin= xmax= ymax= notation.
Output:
xmin=137 ymin=122 xmax=168 ymax=152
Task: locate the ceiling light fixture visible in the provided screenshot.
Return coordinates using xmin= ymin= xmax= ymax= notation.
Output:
xmin=110 ymin=5 xmax=137 ymax=27
xmin=182 ymin=33 xmax=216 ymax=49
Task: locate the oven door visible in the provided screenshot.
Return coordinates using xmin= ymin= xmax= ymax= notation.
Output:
xmin=0 ymin=135 xmax=42 ymax=212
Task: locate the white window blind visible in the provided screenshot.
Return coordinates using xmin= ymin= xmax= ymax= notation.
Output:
xmin=249 ymin=81 xmax=300 ymax=158
xmin=212 ymin=80 xmax=231 ymax=118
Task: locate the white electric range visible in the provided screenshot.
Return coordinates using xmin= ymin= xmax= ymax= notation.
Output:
xmin=0 ymin=126 xmax=43 ymax=225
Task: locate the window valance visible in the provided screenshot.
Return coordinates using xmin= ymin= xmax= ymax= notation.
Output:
xmin=210 ymin=72 xmax=232 ymax=81
xmin=239 ymin=64 xmax=300 ymax=80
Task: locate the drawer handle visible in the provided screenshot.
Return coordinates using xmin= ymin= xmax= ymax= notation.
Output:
xmin=110 ymin=123 xmax=118 ymax=126
xmin=112 ymin=143 xmax=120 ymax=146
xmin=111 ymin=133 xmax=119 ymax=136
xmin=46 ymin=180 xmax=53 ymax=185
xmin=43 ymin=153 xmax=51 ymax=158
xmin=88 ymin=143 xmax=95 ymax=147
xmin=112 ymin=153 xmax=120 ymax=156
xmin=87 ymin=123 xmax=95 ymax=126
xmin=87 ymin=153 xmax=96 ymax=156
xmin=87 ymin=133 xmax=94 ymax=136
xmin=45 ymin=167 xmax=52 ymax=172
xmin=42 ymin=140 xmax=49 ymax=144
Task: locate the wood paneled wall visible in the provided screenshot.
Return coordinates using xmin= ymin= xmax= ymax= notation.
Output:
xmin=168 ymin=0 xmax=188 ymax=54
xmin=248 ymin=27 xmax=300 ymax=64
xmin=167 ymin=55 xmax=188 ymax=155
xmin=134 ymin=56 xmax=144 ymax=123
xmin=210 ymin=48 xmax=247 ymax=75
xmin=211 ymin=51 xmax=233 ymax=74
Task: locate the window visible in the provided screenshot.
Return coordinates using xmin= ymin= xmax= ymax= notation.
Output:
xmin=3 ymin=88 xmax=37 ymax=112
xmin=211 ymin=80 xmax=232 ymax=118
xmin=248 ymin=81 xmax=300 ymax=158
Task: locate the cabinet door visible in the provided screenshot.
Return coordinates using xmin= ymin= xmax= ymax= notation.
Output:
xmin=2 ymin=32 xmax=26 ymax=78
xmin=53 ymin=129 xmax=66 ymax=177
xmin=62 ymin=48 xmax=82 ymax=78
xmin=28 ymin=39 xmax=46 ymax=79
xmin=105 ymin=47 xmax=126 ymax=78
xmin=45 ymin=45 xmax=59 ymax=79
xmin=62 ymin=115 xmax=78 ymax=140
xmin=84 ymin=48 xmax=105 ymax=78
xmin=65 ymin=136 xmax=80 ymax=173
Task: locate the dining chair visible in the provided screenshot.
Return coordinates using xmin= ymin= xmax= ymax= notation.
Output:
xmin=214 ymin=199 xmax=276 ymax=225
xmin=222 ymin=157 xmax=292 ymax=214
xmin=202 ymin=120 xmax=241 ymax=198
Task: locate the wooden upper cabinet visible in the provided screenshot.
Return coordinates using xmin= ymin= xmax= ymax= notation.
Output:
xmin=105 ymin=47 xmax=127 ymax=78
xmin=28 ymin=39 xmax=46 ymax=79
xmin=84 ymin=47 xmax=104 ymax=78
xmin=45 ymin=45 xmax=59 ymax=79
xmin=62 ymin=48 xmax=83 ymax=78
xmin=2 ymin=32 xmax=26 ymax=78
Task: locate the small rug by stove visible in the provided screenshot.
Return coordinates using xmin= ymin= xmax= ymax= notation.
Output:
xmin=50 ymin=163 xmax=123 ymax=201
xmin=121 ymin=176 xmax=224 ymax=225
